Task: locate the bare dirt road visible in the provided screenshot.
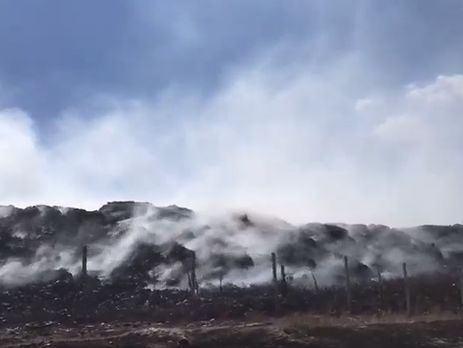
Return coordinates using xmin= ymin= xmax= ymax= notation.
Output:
xmin=1 ymin=316 xmax=463 ymax=348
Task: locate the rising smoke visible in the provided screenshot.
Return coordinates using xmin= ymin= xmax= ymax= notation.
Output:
xmin=0 ymin=202 xmax=460 ymax=289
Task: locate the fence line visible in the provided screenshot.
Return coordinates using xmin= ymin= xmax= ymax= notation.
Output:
xmin=79 ymin=246 xmax=463 ymax=316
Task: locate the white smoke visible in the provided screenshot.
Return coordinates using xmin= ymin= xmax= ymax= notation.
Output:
xmin=1 ymin=69 xmax=463 ymax=226
xmin=0 ymin=202 xmax=457 ymax=289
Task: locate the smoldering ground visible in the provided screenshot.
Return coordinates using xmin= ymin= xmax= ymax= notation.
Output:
xmin=0 ymin=201 xmax=461 ymax=289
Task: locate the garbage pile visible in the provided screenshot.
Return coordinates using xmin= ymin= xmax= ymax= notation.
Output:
xmin=1 ymin=201 xmax=463 ymax=326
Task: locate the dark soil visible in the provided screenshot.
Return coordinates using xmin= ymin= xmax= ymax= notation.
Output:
xmin=1 ymin=318 xmax=462 ymax=348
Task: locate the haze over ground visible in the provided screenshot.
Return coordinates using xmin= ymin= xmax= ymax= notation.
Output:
xmin=0 ymin=1 xmax=463 ymax=226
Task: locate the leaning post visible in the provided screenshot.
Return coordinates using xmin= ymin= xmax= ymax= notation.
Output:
xmin=311 ymin=271 xmax=320 ymax=294
xmin=403 ymin=262 xmax=411 ymax=316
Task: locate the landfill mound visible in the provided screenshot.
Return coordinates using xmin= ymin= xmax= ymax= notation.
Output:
xmin=0 ymin=202 xmax=462 ymax=289
xmin=1 ymin=202 xmax=463 ymax=328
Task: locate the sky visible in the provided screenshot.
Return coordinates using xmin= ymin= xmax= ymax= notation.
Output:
xmin=0 ymin=0 xmax=463 ymax=226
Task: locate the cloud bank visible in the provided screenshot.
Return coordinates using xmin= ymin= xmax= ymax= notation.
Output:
xmin=0 ymin=1 xmax=462 ymax=226
xmin=1 ymin=49 xmax=462 ymax=226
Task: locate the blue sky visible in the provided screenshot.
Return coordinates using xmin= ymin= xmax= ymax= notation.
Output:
xmin=0 ymin=1 xmax=463 ymax=225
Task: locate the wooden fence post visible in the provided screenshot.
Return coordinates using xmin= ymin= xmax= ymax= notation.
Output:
xmin=219 ymin=270 xmax=224 ymax=295
xmin=81 ymin=245 xmax=88 ymax=278
xmin=189 ymin=251 xmax=198 ymax=296
xmin=402 ymin=262 xmax=411 ymax=316
xmin=344 ymin=256 xmax=352 ymax=313
xmin=377 ymin=268 xmax=383 ymax=311
xmin=272 ymin=253 xmax=278 ymax=282
xmin=311 ymin=271 xmax=320 ymax=294
xmin=271 ymin=253 xmax=280 ymax=314
xmin=280 ymin=264 xmax=288 ymax=297
xmin=459 ymin=270 xmax=463 ymax=314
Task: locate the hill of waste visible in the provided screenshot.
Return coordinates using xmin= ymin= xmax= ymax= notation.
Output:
xmin=0 ymin=201 xmax=462 ymax=288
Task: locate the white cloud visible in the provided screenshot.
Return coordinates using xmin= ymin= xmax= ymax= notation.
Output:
xmin=354 ymin=97 xmax=383 ymax=113
xmin=373 ymin=114 xmax=428 ymax=144
xmin=0 ymin=109 xmax=45 ymax=203
xmin=0 ymin=60 xmax=462 ymax=226
xmin=406 ymin=74 xmax=463 ymax=104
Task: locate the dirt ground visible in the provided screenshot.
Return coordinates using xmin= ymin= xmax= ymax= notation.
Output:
xmin=1 ymin=315 xmax=463 ymax=348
